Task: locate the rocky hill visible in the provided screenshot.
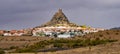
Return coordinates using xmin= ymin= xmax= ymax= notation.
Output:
xmin=36 ymin=9 xmax=80 ymax=28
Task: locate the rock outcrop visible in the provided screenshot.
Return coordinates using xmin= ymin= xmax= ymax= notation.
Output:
xmin=36 ymin=9 xmax=80 ymax=28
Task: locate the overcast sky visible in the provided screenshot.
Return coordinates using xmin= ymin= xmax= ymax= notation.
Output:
xmin=0 ymin=0 xmax=120 ymax=30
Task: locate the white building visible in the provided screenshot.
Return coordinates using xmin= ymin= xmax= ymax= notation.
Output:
xmin=4 ymin=33 xmax=12 ymax=36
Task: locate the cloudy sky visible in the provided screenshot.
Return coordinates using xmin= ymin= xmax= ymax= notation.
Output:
xmin=0 ymin=0 xmax=120 ymax=30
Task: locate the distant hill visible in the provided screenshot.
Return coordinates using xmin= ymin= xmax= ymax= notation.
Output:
xmin=36 ymin=9 xmax=80 ymax=28
xmin=111 ymin=27 xmax=120 ymax=30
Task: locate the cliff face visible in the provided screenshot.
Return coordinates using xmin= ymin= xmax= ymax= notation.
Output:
xmin=36 ymin=9 xmax=80 ymax=28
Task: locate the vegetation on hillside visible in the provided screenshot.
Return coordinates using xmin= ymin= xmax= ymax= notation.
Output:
xmin=14 ymin=38 xmax=117 ymax=53
xmin=0 ymin=29 xmax=119 ymax=53
xmin=0 ymin=49 xmax=5 ymax=54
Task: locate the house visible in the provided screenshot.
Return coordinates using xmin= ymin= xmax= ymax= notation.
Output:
xmin=4 ymin=33 xmax=12 ymax=36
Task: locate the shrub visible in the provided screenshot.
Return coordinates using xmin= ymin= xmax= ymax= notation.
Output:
xmin=0 ymin=49 xmax=5 ymax=54
xmin=0 ymin=34 xmax=3 ymax=36
xmin=53 ymin=43 xmax=63 ymax=48
xmin=10 ymin=46 xmax=18 ymax=49
xmin=15 ymin=48 xmax=34 ymax=53
xmin=20 ymin=39 xmax=26 ymax=41
xmin=99 ymin=34 xmax=103 ymax=37
xmin=115 ymin=33 xmax=119 ymax=35
xmin=106 ymin=32 xmax=110 ymax=35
